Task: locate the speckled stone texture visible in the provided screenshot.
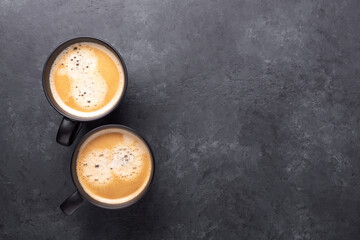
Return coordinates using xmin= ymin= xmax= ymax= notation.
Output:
xmin=1 ymin=0 xmax=360 ymax=239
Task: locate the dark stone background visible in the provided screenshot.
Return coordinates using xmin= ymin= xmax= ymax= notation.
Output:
xmin=1 ymin=0 xmax=360 ymax=239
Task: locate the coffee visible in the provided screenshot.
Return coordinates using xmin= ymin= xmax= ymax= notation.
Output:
xmin=49 ymin=42 xmax=125 ymax=119
xmin=76 ymin=127 xmax=153 ymax=204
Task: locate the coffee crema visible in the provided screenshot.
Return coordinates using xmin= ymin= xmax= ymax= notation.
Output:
xmin=49 ymin=42 xmax=125 ymax=119
xmin=76 ymin=128 xmax=153 ymax=204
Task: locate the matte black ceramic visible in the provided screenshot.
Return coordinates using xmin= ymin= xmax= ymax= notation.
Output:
xmin=60 ymin=125 xmax=155 ymax=215
xmin=42 ymin=37 xmax=128 ymax=146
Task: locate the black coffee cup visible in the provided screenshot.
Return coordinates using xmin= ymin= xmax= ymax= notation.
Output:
xmin=42 ymin=37 xmax=128 ymax=146
xmin=60 ymin=124 xmax=155 ymax=215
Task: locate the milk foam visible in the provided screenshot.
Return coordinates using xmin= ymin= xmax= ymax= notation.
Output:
xmin=79 ymin=149 xmax=113 ymax=185
xmin=79 ymin=143 xmax=144 ymax=185
xmin=49 ymin=42 xmax=124 ymax=119
xmin=77 ymin=128 xmax=152 ymax=204
xmin=61 ymin=48 xmax=107 ymax=111
xmin=110 ymin=145 xmax=144 ymax=178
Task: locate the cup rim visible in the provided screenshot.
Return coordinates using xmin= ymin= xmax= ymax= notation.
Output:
xmin=42 ymin=37 xmax=128 ymax=122
xmin=70 ymin=124 xmax=156 ymax=209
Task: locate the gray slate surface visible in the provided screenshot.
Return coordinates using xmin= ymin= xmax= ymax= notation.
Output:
xmin=1 ymin=0 xmax=360 ymax=239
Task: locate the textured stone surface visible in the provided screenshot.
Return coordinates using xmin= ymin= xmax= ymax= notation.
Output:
xmin=1 ymin=0 xmax=360 ymax=239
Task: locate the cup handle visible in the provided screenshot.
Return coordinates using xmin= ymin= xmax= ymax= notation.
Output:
xmin=60 ymin=191 xmax=84 ymax=215
xmin=56 ymin=117 xmax=82 ymax=146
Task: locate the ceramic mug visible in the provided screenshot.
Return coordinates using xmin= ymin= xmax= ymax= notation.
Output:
xmin=42 ymin=37 xmax=128 ymax=146
xmin=60 ymin=124 xmax=155 ymax=215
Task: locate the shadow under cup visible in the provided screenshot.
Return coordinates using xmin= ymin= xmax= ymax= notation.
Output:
xmin=42 ymin=37 xmax=128 ymax=146
xmin=61 ymin=125 xmax=155 ymax=215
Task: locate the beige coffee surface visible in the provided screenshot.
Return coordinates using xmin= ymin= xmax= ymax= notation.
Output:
xmin=76 ymin=128 xmax=153 ymax=204
xmin=49 ymin=42 xmax=124 ymax=118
